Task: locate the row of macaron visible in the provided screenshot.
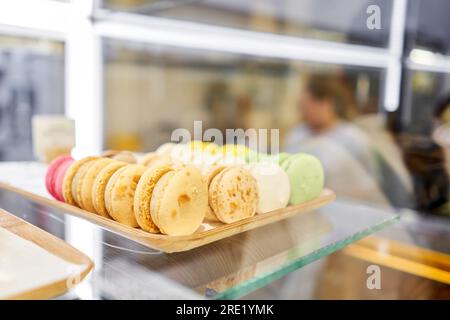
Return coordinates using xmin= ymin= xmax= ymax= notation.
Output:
xmin=46 ymin=155 xmax=210 ymax=235
xmin=100 ymin=143 xmax=325 ymax=210
xmin=145 ymin=142 xmax=325 ymax=206
xmin=46 ymin=152 xmax=265 ymax=236
xmin=45 ymin=144 xmax=324 ymax=235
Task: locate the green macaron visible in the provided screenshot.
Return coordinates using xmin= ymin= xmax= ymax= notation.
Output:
xmin=275 ymin=152 xmax=290 ymax=166
xmin=281 ymin=153 xmax=324 ymax=205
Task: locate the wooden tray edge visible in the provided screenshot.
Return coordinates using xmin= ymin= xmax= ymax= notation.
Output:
xmin=0 ymin=209 xmax=94 ymax=300
xmin=0 ymin=182 xmax=335 ymax=253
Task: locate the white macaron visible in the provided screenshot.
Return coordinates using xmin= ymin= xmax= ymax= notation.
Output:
xmin=247 ymin=162 xmax=290 ymax=214
xmin=155 ymin=143 xmax=178 ymax=157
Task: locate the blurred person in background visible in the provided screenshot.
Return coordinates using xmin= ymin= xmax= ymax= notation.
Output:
xmin=284 ymin=74 xmax=388 ymax=204
xmin=284 ymin=74 xmax=375 ymax=173
xmin=394 ymin=94 xmax=450 ymax=217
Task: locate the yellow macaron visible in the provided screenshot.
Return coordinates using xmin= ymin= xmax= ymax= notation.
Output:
xmin=92 ymin=161 xmax=128 ymax=218
xmin=62 ymin=156 xmax=98 ymax=206
xmin=79 ymin=158 xmax=115 ymax=213
xmin=203 ymin=165 xmax=226 ymax=222
xmin=209 ymin=166 xmax=258 ymax=223
xmin=102 ymin=150 xmax=137 ymax=164
xmin=134 ymin=164 xmax=173 ymax=233
xmin=140 ymin=153 xmax=176 ymax=169
xmin=104 ymin=164 xmax=147 ymax=227
xmin=150 ymin=165 xmax=207 ymax=236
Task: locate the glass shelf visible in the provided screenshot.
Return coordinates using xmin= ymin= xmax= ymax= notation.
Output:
xmin=0 ymin=180 xmax=398 ymax=299
xmin=214 ymin=200 xmax=399 ymax=299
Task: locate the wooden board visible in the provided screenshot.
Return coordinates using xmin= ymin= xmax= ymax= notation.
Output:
xmin=0 ymin=209 xmax=94 ymax=299
xmin=0 ymin=182 xmax=335 ymax=253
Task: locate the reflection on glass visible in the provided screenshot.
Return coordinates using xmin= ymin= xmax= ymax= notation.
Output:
xmin=0 ymin=35 xmax=64 ymax=161
xmin=103 ymin=0 xmax=392 ymax=47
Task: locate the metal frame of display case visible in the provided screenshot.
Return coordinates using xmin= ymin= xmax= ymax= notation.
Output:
xmin=0 ymin=0 xmax=448 ymax=299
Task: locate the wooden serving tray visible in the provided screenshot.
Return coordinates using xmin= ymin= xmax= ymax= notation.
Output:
xmin=0 ymin=209 xmax=93 ymax=299
xmin=0 ymin=182 xmax=335 ymax=253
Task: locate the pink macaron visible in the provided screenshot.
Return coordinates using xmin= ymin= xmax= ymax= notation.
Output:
xmin=45 ymin=155 xmax=74 ymax=200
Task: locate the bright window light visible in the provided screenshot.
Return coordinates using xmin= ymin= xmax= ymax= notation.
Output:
xmin=0 ymin=0 xmax=70 ymax=37
xmin=410 ymin=49 xmax=437 ymax=66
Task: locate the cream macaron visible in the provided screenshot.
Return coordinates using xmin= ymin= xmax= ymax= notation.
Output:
xmin=247 ymin=162 xmax=290 ymax=213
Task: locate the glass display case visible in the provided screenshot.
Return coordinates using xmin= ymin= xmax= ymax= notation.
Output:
xmin=0 ymin=180 xmax=399 ymax=299
xmin=102 ymin=38 xmax=384 ymax=153
xmin=0 ymin=0 xmax=449 ymax=301
xmin=0 ymin=35 xmax=64 ymax=161
xmin=102 ymin=0 xmax=392 ymax=47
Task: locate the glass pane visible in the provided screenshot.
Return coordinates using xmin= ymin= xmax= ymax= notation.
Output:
xmin=103 ymin=39 xmax=391 ymax=207
xmin=0 ymin=184 xmax=399 ymax=299
xmin=405 ymin=0 xmax=450 ymax=54
xmin=243 ymin=213 xmax=450 ymax=299
xmin=102 ymin=0 xmax=392 ymax=47
xmin=393 ymin=69 xmax=450 ymax=215
xmin=0 ymin=35 xmax=65 ymax=161
xmin=400 ymin=70 xmax=447 ymax=136
xmin=103 ymin=38 xmax=384 ymax=149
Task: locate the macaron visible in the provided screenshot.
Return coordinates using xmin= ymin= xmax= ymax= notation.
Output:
xmin=73 ymin=160 xmax=99 ymax=209
xmin=140 ymin=152 xmax=159 ymax=166
xmin=102 ymin=150 xmax=137 ymax=164
xmin=45 ymin=155 xmax=73 ymax=200
xmin=187 ymin=140 xmax=205 ymax=150
xmin=281 ymin=153 xmax=324 ymax=205
xmin=247 ymin=162 xmax=290 ymax=213
xmin=190 ymin=150 xmax=221 ymax=172
xmin=244 ymin=150 xmax=260 ymax=164
xmin=170 ymin=143 xmax=194 ymax=164
xmin=155 ymin=143 xmax=178 ymax=157
xmin=104 ymin=164 xmax=147 ymax=227
xmin=202 ymin=142 xmax=220 ymax=155
xmin=92 ymin=161 xmax=128 ymax=218
xmin=217 ymin=154 xmax=246 ymax=166
xmin=203 ymin=165 xmax=226 ymax=222
xmin=140 ymin=153 xmax=176 ymax=168
xmin=54 ymin=157 xmax=75 ymax=202
xmin=277 ymin=152 xmax=291 ymax=166
xmin=221 ymin=144 xmax=250 ymax=158
xmin=245 ymin=150 xmax=276 ymax=164
xmin=134 ymin=164 xmax=173 ymax=233
xmin=209 ymin=166 xmax=258 ymax=224
xmin=62 ymin=157 xmax=98 ymax=206
xmin=187 ymin=141 xmax=220 ymax=155
xmin=150 ymin=165 xmax=207 ymax=236
xmin=79 ymin=158 xmax=115 ymax=212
